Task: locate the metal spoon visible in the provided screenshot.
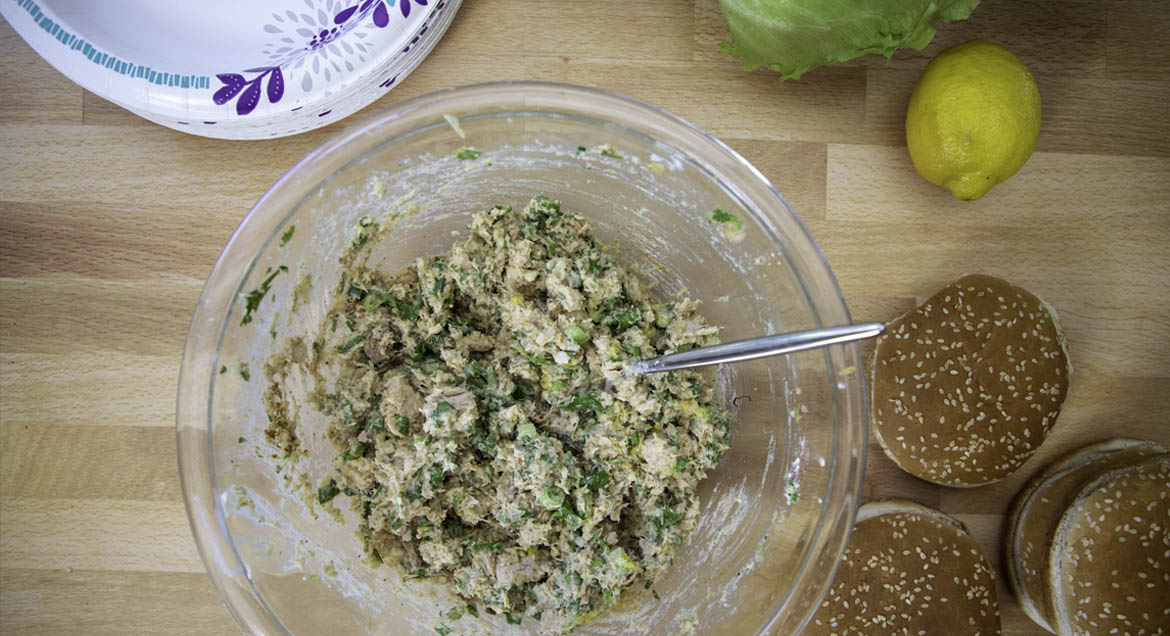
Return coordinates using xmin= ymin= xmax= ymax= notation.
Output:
xmin=625 ymin=322 xmax=885 ymax=376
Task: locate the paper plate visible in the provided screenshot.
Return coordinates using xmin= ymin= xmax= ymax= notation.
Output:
xmin=2 ymin=0 xmax=462 ymax=139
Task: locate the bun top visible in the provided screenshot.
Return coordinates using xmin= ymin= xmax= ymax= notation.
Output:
xmin=806 ymin=499 xmax=1000 ymax=636
xmin=871 ymin=274 xmax=1072 ymax=487
xmin=1005 ymin=438 xmax=1165 ymax=631
xmin=1050 ymin=454 xmax=1170 ymax=636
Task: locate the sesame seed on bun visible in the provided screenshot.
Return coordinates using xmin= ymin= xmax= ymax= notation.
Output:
xmin=1005 ymin=438 xmax=1165 ymax=632
xmin=871 ymin=274 xmax=1072 ymax=487
xmin=805 ymin=500 xmax=1000 ymax=636
xmin=1048 ymin=454 xmax=1170 ymax=636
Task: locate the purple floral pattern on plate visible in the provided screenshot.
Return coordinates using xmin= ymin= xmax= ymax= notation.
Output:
xmin=214 ymin=67 xmax=284 ymax=116
xmin=213 ymin=0 xmax=422 ymax=115
xmin=398 ymin=0 xmax=428 ymax=18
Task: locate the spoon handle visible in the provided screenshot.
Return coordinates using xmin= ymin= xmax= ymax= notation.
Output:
xmin=626 ymin=322 xmax=885 ymax=376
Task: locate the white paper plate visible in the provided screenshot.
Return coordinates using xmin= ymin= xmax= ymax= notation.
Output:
xmin=2 ymin=0 xmax=461 ymax=139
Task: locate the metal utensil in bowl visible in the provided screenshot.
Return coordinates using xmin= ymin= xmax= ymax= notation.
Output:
xmin=627 ymin=323 xmax=885 ymax=376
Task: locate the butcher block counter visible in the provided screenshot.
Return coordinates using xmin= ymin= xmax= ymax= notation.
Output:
xmin=1 ymin=1 xmax=1167 ymax=634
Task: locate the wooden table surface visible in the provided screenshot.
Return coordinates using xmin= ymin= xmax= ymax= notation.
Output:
xmin=2 ymin=1 xmax=1167 ymax=634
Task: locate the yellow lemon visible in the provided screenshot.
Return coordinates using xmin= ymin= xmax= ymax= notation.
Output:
xmin=906 ymin=39 xmax=1041 ymax=200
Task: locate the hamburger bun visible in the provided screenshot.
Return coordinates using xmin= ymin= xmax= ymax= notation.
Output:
xmin=805 ymin=500 xmax=1000 ymax=635
xmin=1048 ymin=454 xmax=1170 ymax=636
xmin=1005 ymin=438 xmax=1165 ymax=632
xmin=871 ymin=274 xmax=1072 ymax=487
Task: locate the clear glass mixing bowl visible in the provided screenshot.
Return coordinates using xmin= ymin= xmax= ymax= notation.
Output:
xmin=177 ymin=82 xmax=867 ymax=636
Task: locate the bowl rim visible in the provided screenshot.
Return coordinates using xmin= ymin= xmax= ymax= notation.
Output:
xmin=177 ymin=80 xmax=867 ymax=636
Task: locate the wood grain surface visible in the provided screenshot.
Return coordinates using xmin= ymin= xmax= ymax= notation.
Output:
xmin=2 ymin=1 xmax=1168 ymax=634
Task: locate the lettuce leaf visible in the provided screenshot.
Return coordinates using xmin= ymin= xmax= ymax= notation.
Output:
xmin=718 ymin=0 xmax=980 ymax=80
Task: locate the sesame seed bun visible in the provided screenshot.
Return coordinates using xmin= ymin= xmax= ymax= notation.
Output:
xmin=1048 ymin=454 xmax=1170 ymax=636
xmin=871 ymin=274 xmax=1072 ymax=487
xmin=1004 ymin=439 xmax=1165 ymax=633
xmin=805 ymin=500 xmax=1000 ymax=636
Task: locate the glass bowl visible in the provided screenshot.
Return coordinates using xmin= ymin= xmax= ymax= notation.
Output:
xmin=178 ymin=82 xmax=867 ymax=636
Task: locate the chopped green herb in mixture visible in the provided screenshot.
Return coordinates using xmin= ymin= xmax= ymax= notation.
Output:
xmin=263 ymin=197 xmax=730 ymax=633
xmin=241 ymin=265 xmax=288 ymax=326
xmin=709 ymin=208 xmax=746 ymax=243
xmin=710 ymin=208 xmax=740 ymax=228
xmin=785 ymin=478 xmax=800 ymax=505
xmin=453 ymin=147 xmax=483 ymax=161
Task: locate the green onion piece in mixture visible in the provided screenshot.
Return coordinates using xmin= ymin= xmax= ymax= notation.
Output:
xmin=585 ymin=469 xmax=610 ymax=491
xmin=433 ymin=401 xmax=455 ymax=418
xmin=317 ymin=479 xmax=340 ymax=504
xmin=337 ymin=333 xmax=365 ymax=353
xmin=565 ymin=324 xmax=589 ymax=344
xmin=564 ymin=394 xmax=603 ymax=413
xmin=538 ymin=486 xmax=565 ymax=510
xmin=611 ymin=306 xmax=642 ymax=330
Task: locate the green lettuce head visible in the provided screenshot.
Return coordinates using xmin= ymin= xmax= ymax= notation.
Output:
xmin=718 ymin=0 xmax=980 ymax=80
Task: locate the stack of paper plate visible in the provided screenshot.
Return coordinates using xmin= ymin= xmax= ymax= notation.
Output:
xmin=2 ymin=0 xmax=462 ymax=139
